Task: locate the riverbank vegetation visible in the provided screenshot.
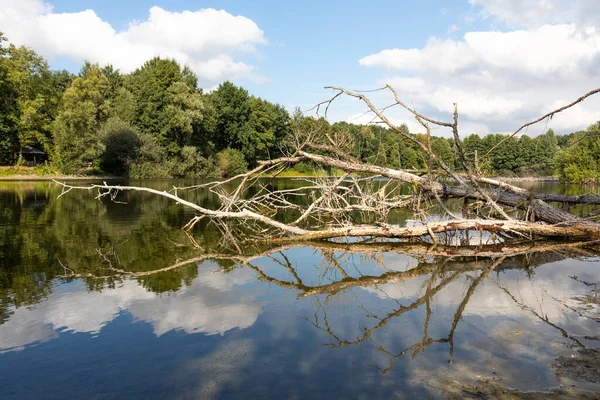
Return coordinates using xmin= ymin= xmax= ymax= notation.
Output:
xmin=1 ymin=32 xmax=599 ymax=183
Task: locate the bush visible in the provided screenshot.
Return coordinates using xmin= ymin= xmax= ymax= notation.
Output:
xmin=128 ymin=134 xmax=172 ymax=178
xmin=171 ymin=146 xmax=217 ymax=178
xmin=554 ymin=124 xmax=600 ymax=183
xmin=99 ymin=118 xmax=141 ymax=176
xmin=216 ymin=148 xmax=248 ymax=177
xmin=129 ymin=136 xmax=216 ymax=179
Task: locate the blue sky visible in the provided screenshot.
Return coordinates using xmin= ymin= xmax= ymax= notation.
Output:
xmin=1 ymin=0 xmax=599 ymax=136
xmin=42 ymin=1 xmax=479 ymax=107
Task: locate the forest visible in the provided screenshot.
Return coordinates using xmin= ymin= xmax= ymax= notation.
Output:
xmin=1 ymin=32 xmax=599 ymax=183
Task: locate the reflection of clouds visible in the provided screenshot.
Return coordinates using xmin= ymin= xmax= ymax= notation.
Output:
xmin=361 ymin=258 xmax=600 ymax=324
xmin=0 ymin=262 xmax=260 ymax=352
xmin=0 ymin=311 xmax=59 ymax=352
xmin=176 ymin=339 xmax=257 ymax=399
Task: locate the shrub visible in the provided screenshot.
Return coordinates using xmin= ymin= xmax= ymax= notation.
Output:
xmin=216 ymin=148 xmax=248 ymax=177
xmin=554 ymin=124 xmax=600 ymax=183
xmin=99 ymin=117 xmax=141 ymax=176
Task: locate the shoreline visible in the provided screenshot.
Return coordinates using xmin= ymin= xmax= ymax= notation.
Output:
xmin=495 ymin=176 xmax=560 ymax=182
xmin=0 ymin=174 xmax=120 ymax=181
xmin=0 ymin=174 xmax=562 ymax=182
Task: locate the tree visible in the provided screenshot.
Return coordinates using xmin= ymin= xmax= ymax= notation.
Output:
xmin=99 ymin=117 xmax=141 ymax=176
xmin=555 ymin=123 xmax=600 ymax=183
xmin=216 ymin=148 xmax=248 ymax=177
xmin=431 ymin=137 xmax=455 ymax=169
xmin=201 ymin=82 xmax=291 ymax=166
xmin=204 ymin=81 xmax=254 ymax=153
xmin=0 ymin=32 xmax=19 ymax=165
xmin=162 ymin=81 xmax=203 ymax=153
xmin=247 ymin=96 xmax=291 ymax=162
xmin=5 ymin=44 xmax=60 ymax=153
xmin=52 ymin=64 xmax=110 ymax=174
xmin=126 ymin=57 xmax=203 ymax=155
xmin=531 ymin=129 xmax=558 ymax=172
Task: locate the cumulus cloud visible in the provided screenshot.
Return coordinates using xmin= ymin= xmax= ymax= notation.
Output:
xmin=0 ymin=0 xmax=267 ymax=87
xmin=359 ymin=3 xmax=600 ymax=135
xmin=0 ymin=263 xmax=261 ymax=352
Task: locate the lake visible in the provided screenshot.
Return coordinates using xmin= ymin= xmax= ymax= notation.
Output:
xmin=0 ymin=179 xmax=599 ymax=399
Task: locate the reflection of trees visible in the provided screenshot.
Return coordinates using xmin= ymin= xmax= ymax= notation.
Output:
xmin=2 ymin=181 xmax=599 ymax=376
xmin=0 ymin=181 xmax=223 ymax=322
xmin=218 ymin=242 xmax=598 ymax=374
xmin=46 ymin=237 xmax=600 ymax=374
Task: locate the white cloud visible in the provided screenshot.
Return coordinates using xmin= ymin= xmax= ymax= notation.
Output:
xmin=469 ymin=0 xmax=600 ymax=30
xmin=359 ymin=5 xmax=600 ymax=135
xmin=447 ymin=24 xmax=460 ymax=35
xmin=384 ymin=77 xmax=427 ymax=92
xmin=469 ymin=0 xmax=574 ymax=28
xmin=0 ymin=263 xmax=261 ymax=352
xmin=346 ymin=112 xmax=423 ymax=134
xmin=0 ymin=0 xmax=267 ymax=88
xmin=361 ymin=25 xmax=599 ymax=80
xmin=360 ymin=38 xmax=476 ymax=74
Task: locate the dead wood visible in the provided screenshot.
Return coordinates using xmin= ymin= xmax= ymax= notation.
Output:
xmin=54 ymin=86 xmax=600 ymax=246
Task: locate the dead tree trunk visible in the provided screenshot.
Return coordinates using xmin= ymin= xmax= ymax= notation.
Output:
xmin=55 ymin=86 xmax=600 ymax=246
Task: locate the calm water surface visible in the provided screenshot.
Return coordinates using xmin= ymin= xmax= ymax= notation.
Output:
xmin=0 ymin=179 xmax=599 ymax=399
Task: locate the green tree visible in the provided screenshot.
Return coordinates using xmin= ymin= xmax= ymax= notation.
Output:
xmin=99 ymin=117 xmax=141 ymax=176
xmin=554 ymin=123 xmax=600 ymax=183
xmin=5 ymin=44 xmax=60 ymax=153
xmin=216 ymin=148 xmax=248 ymax=177
xmin=530 ymin=129 xmax=558 ymax=173
xmin=204 ymin=81 xmax=254 ymax=153
xmin=0 ymin=33 xmax=19 ymax=165
xmin=431 ymin=137 xmax=455 ymax=169
xmin=52 ymin=64 xmax=110 ymax=173
xmin=126 ymin=57 xmax=203 ymax=155
xmin=247 ymin=96 xmax=290 ymax=162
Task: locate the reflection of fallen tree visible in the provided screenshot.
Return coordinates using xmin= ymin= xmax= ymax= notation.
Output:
xmin=59 ymin=239 xmax=599 ymax=289
xmin=58 ymin=239 xmax=600 ymax=377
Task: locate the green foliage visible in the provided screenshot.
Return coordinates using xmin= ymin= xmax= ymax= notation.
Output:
xmin=0 ymin=32 xmax=596 ymax=181
xmin=99 ymin=117 xmax=141 ymax=176
xmin=129 ymin=134 xmax=173 ymax=178
xmin=202 ymin=82 xmax=290 ymax=166
xmin=203 ymin=82 xmax=253 ymax=154
xmin=52 ymin=64 xmax=110 ymax=174
xmin=0 ymin=33 xmax=21 ymax=165
xmin=5 ymin=44 xmax=59 ymax=153
xmin=128 ymin=136 xmax=214 ymax=179
xmin=109 ymin=86 xmax=137 ymax=124
xmin=126 ymin=57 xmax=203 ymax=155
xmin=431 ymin=137 xmax=455 ymax=169
xmin=555 ymin=124 xmax=600 ymax=183
xmin=216 ymin=148 xmax=248 ymax=177
xmin=173 ymin=146 xmax=217 ymax=178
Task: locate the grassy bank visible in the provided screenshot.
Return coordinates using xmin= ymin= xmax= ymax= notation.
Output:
xmin=0 ymin=165 xmax=562 ymax=182
xmin=0 ymin=166 xmax=118 ymax=181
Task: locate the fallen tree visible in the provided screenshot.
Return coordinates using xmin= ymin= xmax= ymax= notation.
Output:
xmin=55 ymin=86 xmax=600 ymax=246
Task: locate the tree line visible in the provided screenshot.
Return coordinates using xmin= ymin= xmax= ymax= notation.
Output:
xmin=1 ymin=32 xmax=598 ymax=182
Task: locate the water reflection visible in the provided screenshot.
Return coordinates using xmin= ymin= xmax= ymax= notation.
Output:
xmin=0 ymin=264 xmax=260 ymax=353
xmin=0 ymin=180 xmax=599 ymax=398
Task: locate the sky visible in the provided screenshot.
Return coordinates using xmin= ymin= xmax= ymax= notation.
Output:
xmin=1 ymin=0 xmax=599 ymax=137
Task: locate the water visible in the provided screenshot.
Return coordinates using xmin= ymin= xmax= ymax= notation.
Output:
xmin=0 ymin=179 xmax=599 ymax=399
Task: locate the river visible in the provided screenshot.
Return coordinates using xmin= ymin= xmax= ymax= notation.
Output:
xmin=0 ymin=179 xmax=598 ymax=399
